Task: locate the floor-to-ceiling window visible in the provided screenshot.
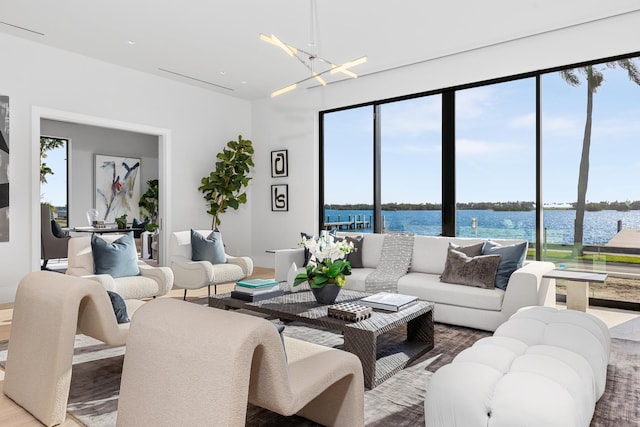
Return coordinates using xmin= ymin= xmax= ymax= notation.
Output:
xmin=542 ymin=56 xmax=640 ymax=305
xmin=40 ymin=136 xmax=69 ymax=226
xmin=455 ymin=79 xmax=536 ymax=242
xmin=321 ymin=51 xmax=640 ymax=309
xmin=380 ymin=95 xmax=442 ymax=235
xmin=322 ymin=106 xmax=374 ymax=231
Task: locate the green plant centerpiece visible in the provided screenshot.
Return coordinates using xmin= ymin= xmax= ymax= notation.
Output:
xmin=115 ymin=214 xmax=128 ymax=229
xmin=198 ymin=135 xmax=255 ymax=229
xmin=293 ymin=232 xmax=355 ymax=304
xmin=139 ymin=179 xmax=159 ymax=232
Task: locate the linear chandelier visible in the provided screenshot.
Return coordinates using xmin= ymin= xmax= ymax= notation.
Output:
xmin=260 ymin=0 xmax=367 ymax=97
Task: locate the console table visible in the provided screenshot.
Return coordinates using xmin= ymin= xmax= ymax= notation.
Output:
xmin=73 ymin=226 xmax=143 ymax=234
xmin=209 ymin=289 xmax=434 ymax=389
xmin=543 ymin=269 xmax=608 ymax=311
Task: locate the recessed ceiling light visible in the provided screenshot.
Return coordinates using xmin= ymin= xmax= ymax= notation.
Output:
xmin=127 ymin=40 xmax=136 ymax=45
xmin=219 ymin=71 xmax=226 ymax=76
xmin=241 ymin=81 xmax=247 ymax=85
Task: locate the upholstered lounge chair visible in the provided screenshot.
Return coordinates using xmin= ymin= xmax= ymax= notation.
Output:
xmin=40 ymin=204 xmax=70 ymax=268
xmin=169 ymin=230 xmax=253 ymax=299
xmin=117 ymin=298 xmax=365 ymax=426
xmin=3 ymin=271 xmax=145 ymax=427
xmin=66 ymin=234 xmax=173 ymax=299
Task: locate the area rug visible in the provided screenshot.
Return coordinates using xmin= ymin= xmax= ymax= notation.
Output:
xmin=0 ymin=315 xmax=638 ymax=426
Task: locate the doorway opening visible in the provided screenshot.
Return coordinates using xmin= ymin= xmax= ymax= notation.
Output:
xmin=32 ymin=107 xmax=172 ymax=270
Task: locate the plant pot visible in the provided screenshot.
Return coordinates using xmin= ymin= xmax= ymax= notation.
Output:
xmin=311 ymin=282 xmax=341 ymax=305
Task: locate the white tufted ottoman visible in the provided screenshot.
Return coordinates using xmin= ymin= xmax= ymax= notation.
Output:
xmin=424 ymin=306 xmax=610 ymax=427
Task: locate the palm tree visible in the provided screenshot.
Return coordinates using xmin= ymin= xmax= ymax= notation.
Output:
xmin=559 ymin=58 xmax=640 ymax=247
xmin=40 ymin=137 xmax=65 ymax=184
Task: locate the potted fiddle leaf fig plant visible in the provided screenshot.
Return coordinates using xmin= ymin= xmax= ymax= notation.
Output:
xmin=199 ymin=135 xmax=254 ymax=229
xmin=139 ymin=179 xmax=159 ymax=232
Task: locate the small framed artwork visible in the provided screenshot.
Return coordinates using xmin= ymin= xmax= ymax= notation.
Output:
xmin=271 ymin=149 xmax=288 ymax=178
xmin=271 ymin=184 xmax=288 ymax=211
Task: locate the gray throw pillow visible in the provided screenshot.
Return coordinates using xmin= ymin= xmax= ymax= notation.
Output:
xmin=345 ymin=235 xmax=364 ymax=268
xmin=191 ymin=229 xmax=226 ymax=264
xmin=482 ymin=240 xmax=528 ymax=290
xmin=449 ymin=241 xmax=484 ymax=257
xmin=51 ymin=219 xmax=66 ymax=238
xmin=91 ymin=232 xmax=140 ymax=278
xmin=440 ymin=247 xmax=501 ymax=289
xmin=107 ymin=291 xmax=130 ymax=323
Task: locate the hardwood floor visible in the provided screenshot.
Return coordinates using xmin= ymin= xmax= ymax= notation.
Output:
xmin=0 ymin=267 xmax=275 ymax=426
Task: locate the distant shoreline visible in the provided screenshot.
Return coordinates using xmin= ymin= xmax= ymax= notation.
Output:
xmin=324 ymin=208 xmax=640 ymax=245
xmin=325 ymin=201 xmax=640 ymax=212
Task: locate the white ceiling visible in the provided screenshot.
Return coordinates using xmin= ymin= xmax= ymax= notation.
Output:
xmin=1 ymin=0 xmax=639 ymax=100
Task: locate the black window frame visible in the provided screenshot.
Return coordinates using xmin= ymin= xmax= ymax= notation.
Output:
xmin=319 ymin=50 xmax=640 ymax=312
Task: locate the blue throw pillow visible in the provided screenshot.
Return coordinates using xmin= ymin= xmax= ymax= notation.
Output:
xmin=191 ymin=229 xmax=226 ymax=264
xmin=482 ymin=240 xmax=528 ymax=290
xmin=107 ymin=291 xmax=130 ymax=323
xmin=132 ymin=218 xmax=149 ymax=238
xmin=91 ymin=232 xmax=140 ymax=278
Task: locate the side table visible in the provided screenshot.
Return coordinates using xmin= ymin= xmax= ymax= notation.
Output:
xmin=542 ymin=269 xmax=607 ymax=311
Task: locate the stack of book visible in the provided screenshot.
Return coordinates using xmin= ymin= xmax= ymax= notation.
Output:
xmin=359 ymin=292 xmax=418 ymax=312
xmin=231 ymin=278 xmax=283 ymax=302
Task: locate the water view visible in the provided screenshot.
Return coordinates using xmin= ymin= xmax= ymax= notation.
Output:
xmin=324 ymin=209 xmax=640 ymax=245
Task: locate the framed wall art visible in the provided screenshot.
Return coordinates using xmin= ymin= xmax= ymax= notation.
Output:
xmin=0 ymin=95 xmax=8 ymax=242
xmin=271 ymin=184 xmax=288 ymax=211
xmin=271 ymin=149 xmax=288 ymax=178
xmin=95 ymin=154 xmax=141 ymax=222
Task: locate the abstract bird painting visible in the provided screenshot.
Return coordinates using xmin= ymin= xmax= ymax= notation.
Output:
xmin=95 ymin=155 xmax=141 ymax=222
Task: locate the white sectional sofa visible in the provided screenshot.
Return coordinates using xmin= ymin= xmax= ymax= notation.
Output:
xmin=425 ymin=306 xmax=611 ymax=427
xmin=275 ymin=233 xmax=556 ymax=331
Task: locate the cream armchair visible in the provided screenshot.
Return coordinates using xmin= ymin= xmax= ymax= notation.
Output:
xmin=170 ymin=230 xmax=253 ymax=299
xmin=117 ymin=298 xmax=364 ymax=426
xmin=40 ymin=204 xmax=70 ymax=268
xmin=66 ymin=234 xmax=173 ymax=299
xmin=4 ymin=271 xmax=146 ymax=427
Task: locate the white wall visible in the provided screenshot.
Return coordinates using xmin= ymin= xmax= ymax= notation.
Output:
xmin=41 ymin=119 xmax=159 ymax=227
xmin=0 ymin=32 xmax=251 ymax=303
xmin=250 ymin=10 xmax=640 ymax=267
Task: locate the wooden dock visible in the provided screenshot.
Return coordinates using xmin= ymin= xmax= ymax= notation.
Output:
xmin=325 ymin=215 xmax=371 ymax=231
xmin=583 ymin=228 xmax=640 ymax=257
xmin=606 ymin=228 xmax=640 ymax=248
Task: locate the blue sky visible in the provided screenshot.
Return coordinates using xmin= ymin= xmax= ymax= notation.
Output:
xmin=324 ymin=60 xmax=640 ymax=205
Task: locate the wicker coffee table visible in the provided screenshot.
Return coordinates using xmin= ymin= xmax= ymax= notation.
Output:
xmin=209 ymin=289 xmax=434 ymax=388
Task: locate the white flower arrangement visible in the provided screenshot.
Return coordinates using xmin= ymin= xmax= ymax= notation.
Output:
xmin=294 ymin=231 xmax=356 ymax=288
xmin=303 ymin=232 xmax=354 ymax=263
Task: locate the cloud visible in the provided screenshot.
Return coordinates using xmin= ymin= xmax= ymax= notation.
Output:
xmin=455 ymin=87 xmax=494 ymax=119
xmin=381 ymin=143 xmax=441 ymax=154
xmin=543 ymin=115 xmax=580 ymax=134
xmin=381 ymin=98 xmax=441 ymax=136
xmin=508 ymin=113 xmax=535 ymax=128
xmin=592 ymin=116 xmax=640 ymax=137
xmin=542 ymin=112 xmax=640 ymax=139
xmin=456 ymin=138 xmax=520 ymax=156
